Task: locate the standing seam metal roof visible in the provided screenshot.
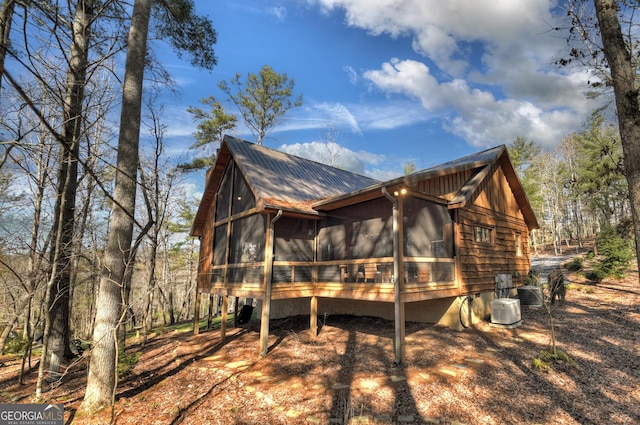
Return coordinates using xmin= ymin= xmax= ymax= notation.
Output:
xmin=225 ymin=135 xmax=380 ymax=204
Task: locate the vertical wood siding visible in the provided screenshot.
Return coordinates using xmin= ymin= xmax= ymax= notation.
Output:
xmin=415 ymin=169 xmax=474 ymax=200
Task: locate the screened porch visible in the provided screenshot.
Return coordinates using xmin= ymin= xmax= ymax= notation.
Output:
xmin=207 ymin=194 xmax=457 ymax=302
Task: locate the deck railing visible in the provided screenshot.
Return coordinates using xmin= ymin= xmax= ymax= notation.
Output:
xmin=209 ymin=257 xmax=455 ymax=288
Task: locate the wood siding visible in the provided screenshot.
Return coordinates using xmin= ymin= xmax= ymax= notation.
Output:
xmin=415 ymin=169 xmax=474 ymax=200
xmin=470 ymin=163 xmax=525 ymax=220
xmin=456 ymin=164 xmax=530 ymax=294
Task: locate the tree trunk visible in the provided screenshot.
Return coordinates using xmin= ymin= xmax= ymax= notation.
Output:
xmin=143 ymin=241 xmax=158 ymax=343
xmin=0 ymin=0 xmax=16 ymax=93
xmin=44 ymin=0 xmax=94 ymax=380
xmin=81 ymin=0 xmax=151 ymax=413
xmin=0 ymin=294 xmax=31 ymax=355
xmin=594 ymin=0 xmax=640 ymax=282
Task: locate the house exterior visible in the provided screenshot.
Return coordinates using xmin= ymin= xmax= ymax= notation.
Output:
xmin=191 ymin=135 xmax=539 ymax=362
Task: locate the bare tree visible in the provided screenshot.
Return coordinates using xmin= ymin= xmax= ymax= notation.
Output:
xmin=40 ymin=0 xmax=96 ymax=389
xmin=0 ymin=79 xmax=57 ymax=366
xmin=81 ymin=0 xmax=152 ymax=412
xmin=0 ymin=0 xmax=16 ymax=93
xmin=81 ymin=0 xmax=217 ymax=412
xmin=138 ymin=97 xmax=177 ymax=341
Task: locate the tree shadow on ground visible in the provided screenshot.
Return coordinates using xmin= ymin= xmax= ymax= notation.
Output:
xmin=62 ymin=326 xmax=248 ymax=424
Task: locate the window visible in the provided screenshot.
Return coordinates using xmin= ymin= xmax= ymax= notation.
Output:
xmin=212 ymin=223 xmax=228 ymax=266
xmin=215 ymin=164 xmax=232 ymax=221
xmin=515 ymin=232 xmax=523 ymax=257
xmin=318 ymin=198 xmax=392 ymax=261
xmin=231 ymin=166 xmax=255 ymax=215
xmin=473 ymin=225 xmax=493 ymax=244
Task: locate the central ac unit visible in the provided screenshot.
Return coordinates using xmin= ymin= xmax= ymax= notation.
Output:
xmin=491 ymin=298 xmax=521 ymax=326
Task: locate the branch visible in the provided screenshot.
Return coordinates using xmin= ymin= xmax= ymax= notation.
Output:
xmin=2 ymin=68 xmax=148 ymax=232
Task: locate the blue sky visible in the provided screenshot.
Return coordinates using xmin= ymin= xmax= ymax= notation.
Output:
xmin=156 ymin=0 xmax=599 ymax=183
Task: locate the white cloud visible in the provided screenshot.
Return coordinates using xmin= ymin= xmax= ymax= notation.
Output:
xmin=272 ymin=101 xmax=360 ymax=134
xmin=351 ymin=101 xmax=436 ymax=130
xmin=314 ymin=0 xmax=557 ymax=77
xmin=277 ymin=141 xmax=386 ymax=177
xmin=343 ymin=65 xmax=359 ymax=85
xmin=267 ymin=5 xmax=287 ymax=22
xmin=314 ymin=102 xmax=362 ymax=134
xmin=311 ymin=0 xmax=599 ymax=148
xmin=273 ymin=99 xmax=435 ymax=136
xmin=362 ymin=58 xmax=589 ymax=147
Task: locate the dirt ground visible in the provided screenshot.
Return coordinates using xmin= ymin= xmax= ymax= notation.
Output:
xmin=1 ymin=259 xmax=639 ymax=425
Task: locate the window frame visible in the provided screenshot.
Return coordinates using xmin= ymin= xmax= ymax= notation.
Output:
xmin=515 ymin=231 xmax=523 ymax=257
xmin=472 ymin=224 xmax=494 ymax=244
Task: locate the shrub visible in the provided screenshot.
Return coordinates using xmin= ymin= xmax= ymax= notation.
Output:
xmin=585 ymin=269 xmax=606 ymax=283
xmin=564 ymin=257 xmax=583 ymax=272
xmin=5 ymin=335 xmax=28 ymax=354
xmin=594 ymin=225 xmax=634 ymax=279
xmin=525 ymin=269 xmax=541 ymax=287
xmin=533 ymin=348 xmax=578 ymax=371
xmin=117 ymin=349 xmax=141 ymax=378
xmin=548 ymin=269 xmax=566 ymax=305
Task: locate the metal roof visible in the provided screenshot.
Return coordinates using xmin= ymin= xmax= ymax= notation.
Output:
xmin=226 ymin=135 xmax=380 ymax=204
xmin=191 ymin=136 xmax=381 ymax=235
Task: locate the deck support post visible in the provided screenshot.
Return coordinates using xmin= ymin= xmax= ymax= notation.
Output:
xmin=383 ymin=187 xmax=405 ymax=364
xmin=233 ymin=296 xmax=239 ymax=327
xmin=206 ymin=294 xmax=214 ymax=329
xmin=310 ymin=296 xmax=318 ymax=339
xmin=260 ymin=210 xmax=283 ymax=357
xmin=193 ymin=291 xmax=202 ymax=335
xmin=221 ymin=295 xmax=228 ymax=341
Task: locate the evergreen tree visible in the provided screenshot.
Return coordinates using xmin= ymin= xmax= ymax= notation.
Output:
xmin=182 ymin=96 xmax=237 ymax=170
xmin=219 ymin=65 xmax=302 ymax=145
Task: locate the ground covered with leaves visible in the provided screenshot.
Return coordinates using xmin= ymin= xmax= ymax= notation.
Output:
xmin=1 ymin=263 xmax=639 ymax=424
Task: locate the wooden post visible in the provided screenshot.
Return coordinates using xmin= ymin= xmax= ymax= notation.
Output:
xmin=233 ymin=296 xmax=239 ymax=328
xmin=311 ymin=222 xmax=319 ymax=340
xmin=395 ymin=193 xmax=406 ymax=364
xmin=382 ymin=187 xmax=405 ymax=364
xmin=207 ymin=293 xmax=214 ymax=329
xmin=221 ymin=295 xmax=228 ymax=341
xmin=260 ymin=210 xmax=282 ymax=357
xmin=193 ymin=291 xmax=202 ymax=335
xmin=453 ymin=211 xmax=463 ymax=291
xmin=310 ymin=296 xmax=318 ymax=339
